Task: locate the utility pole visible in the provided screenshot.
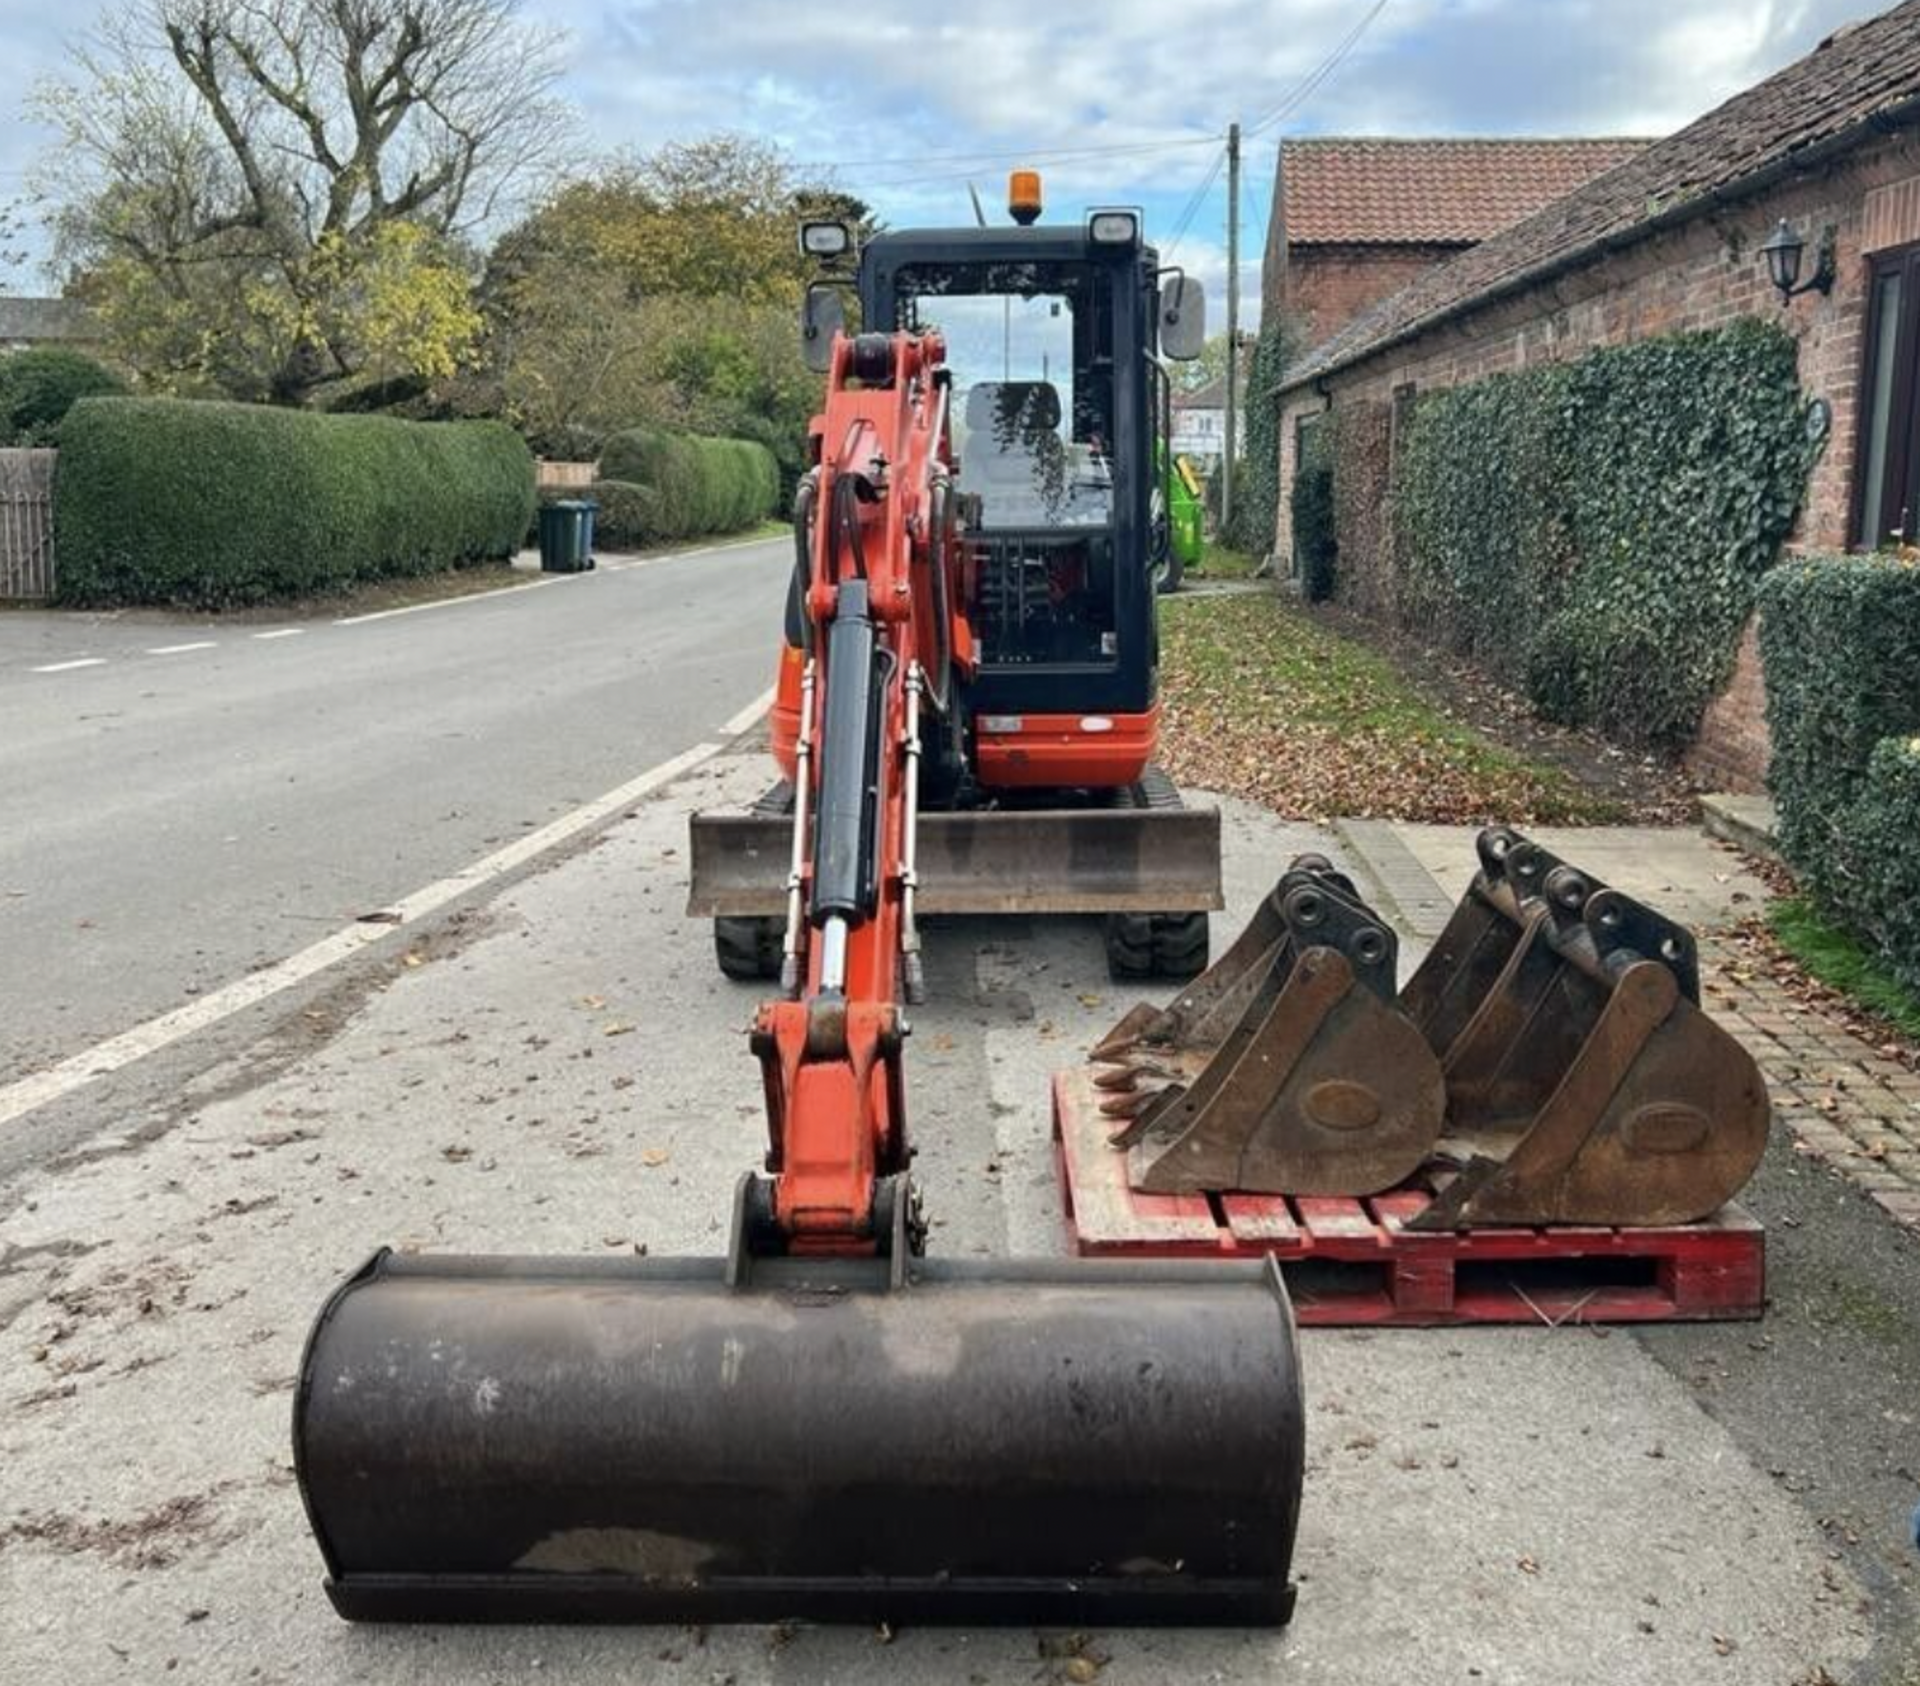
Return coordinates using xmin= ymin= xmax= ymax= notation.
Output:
xmin=1223 ymin=121 xmax=1241 ymax=533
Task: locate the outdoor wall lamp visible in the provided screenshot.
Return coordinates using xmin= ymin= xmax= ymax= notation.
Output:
xmin=1759 ymin=219 xmax=1837 ymax=302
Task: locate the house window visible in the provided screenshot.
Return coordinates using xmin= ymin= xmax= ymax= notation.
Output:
xmin=1854 ymin=243 xmax=1920 ymax=547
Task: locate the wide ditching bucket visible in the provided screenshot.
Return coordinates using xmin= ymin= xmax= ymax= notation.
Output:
xmin=294 ymin=1190 xmax=1305 ymax=1626
xmin=1091 ymin=828 xmax=1768 ymax=1229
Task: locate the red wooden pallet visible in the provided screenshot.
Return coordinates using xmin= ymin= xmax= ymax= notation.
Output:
xmin=1054 ymin=1069 xmax=1764 ymax=1326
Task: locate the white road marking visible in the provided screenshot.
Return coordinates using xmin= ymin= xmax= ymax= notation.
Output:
xmin=598 ymin=550 xmax=701 ymax=573
xmin=0 ymin=737 xmax=723 ymax=1130
xmin=333 ymin=576 xmax=562 ymax=626
xmin=326 ymin=533 xmax=781 ymax=618
xmin=596 ymin=532 xmax=784 ymax=573
xmin=31 ymin=658 xmax=107 ymax=673
xmin=147 ymin=641 xmax=217 ymax=655
xmin=252 ymin=628 xmax=304 ymax=640
xmin=721 ymin=685 xmax=777 ymax=737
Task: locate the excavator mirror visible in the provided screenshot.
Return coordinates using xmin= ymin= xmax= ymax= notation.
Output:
xmin=802 ymin=283 xmax=846 ymax=374
xmin=1160 ymin=274 xmax=1207 ymax=361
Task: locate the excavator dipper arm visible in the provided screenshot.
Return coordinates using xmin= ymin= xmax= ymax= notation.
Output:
xmin=745 ymin=328 xmax=950 ymax=1255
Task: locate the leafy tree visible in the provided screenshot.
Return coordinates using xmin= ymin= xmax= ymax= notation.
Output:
xmin=35 ymin=0 xmax=568 ymax=403
xmin=483 ymin=136 xmax=866 ymax=477
xmin=493 ymin=137 xmax=869 ymax=306
xmin=1173 ymin=332 xmax=1235 ymax=395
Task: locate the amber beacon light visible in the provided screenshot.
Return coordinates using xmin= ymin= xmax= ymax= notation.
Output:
xmin=1008 ymin=170 xmax=1043 ymax=226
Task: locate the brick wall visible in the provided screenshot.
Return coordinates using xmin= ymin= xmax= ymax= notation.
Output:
xmin=1272 ymin=128 xmax=1920 ymax=792
xmin=1284 ymin=243 xmax=1461 ymax=350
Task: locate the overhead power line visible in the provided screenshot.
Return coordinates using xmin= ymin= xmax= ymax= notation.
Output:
xmin=1246 ymin=0 xmax=1392 ymax=137
xmin=1162 ymin=143 xmax=1227 ymax=262
xmin=789 ymin=131 xmax=1224 ymax=179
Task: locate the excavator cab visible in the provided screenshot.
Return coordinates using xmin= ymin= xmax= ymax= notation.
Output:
xmin=858 ymin=212 xmax=1182 ymax=786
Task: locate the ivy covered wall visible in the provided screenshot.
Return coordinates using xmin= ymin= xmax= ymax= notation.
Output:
xmin=1387 ymin=319 xmax=1815 ymax=749
xmin=1223 ymin=317 xmax=1291 ymax=559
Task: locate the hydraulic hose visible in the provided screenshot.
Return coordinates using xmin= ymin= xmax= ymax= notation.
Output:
xmin=787 ymin=472 xmax=819 ymax=653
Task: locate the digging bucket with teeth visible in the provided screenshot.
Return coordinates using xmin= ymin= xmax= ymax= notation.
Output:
xmin=1092 ymin=858 xmax=1445 ymax=1197
xmin=1090 ymin=830 xmax=1768 ymax=1229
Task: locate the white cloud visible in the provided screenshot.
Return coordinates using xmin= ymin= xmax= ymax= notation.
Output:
xmin=0 ymin=0 xmax=1882 ymax=287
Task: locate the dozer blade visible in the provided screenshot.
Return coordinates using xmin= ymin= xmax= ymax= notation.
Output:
xmin=688 ymin=805 xmax=1223 ymax=917
xmin=1100 ymin=862 xmax=1445 ymax=1194
xmin=1402 ymin=831 xmax=1768 ymax=1230
xmin=296 ymin=1246 xmax=1304 ymax=1626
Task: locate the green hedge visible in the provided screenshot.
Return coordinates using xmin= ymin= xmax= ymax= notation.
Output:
xmin=1226 ymin=316 xmax=1290 ymax=556
xmin=589 ymin=478 xmax=661 ymax=549
xmin=0 ymin=348 xmax=124 ymax=446
xmin=55 ymin=398 xmax=534 ymax=608
xmin=1757 ymin=554 xmax=1920 ymax=993
xmin=1391 ymin=319 xmax=1812 ymax=748
xmin=1851 ymin=737 xmax=1920 ymax=996
xmin=597 ymin=425 xmax=778 ymax=545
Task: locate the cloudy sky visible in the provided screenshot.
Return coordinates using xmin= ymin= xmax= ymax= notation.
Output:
xmin=0 ymin=0 xmax=1884 ymax=316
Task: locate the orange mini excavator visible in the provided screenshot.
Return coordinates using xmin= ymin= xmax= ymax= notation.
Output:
xmin=293 ymin=191 xmax=1307 ymax=1627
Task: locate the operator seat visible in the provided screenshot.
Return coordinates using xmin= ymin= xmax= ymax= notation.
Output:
xmin=960 ymin=381 xmax=1067 ymax=528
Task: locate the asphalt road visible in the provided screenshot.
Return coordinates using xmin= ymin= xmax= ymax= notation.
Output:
xmin=0 ymin=540 xmax=789 ymax=1102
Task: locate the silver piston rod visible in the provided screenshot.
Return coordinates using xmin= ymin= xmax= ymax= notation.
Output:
xmin=901 ymin=660 xmax=926 ymax=1005
xmin=778 ymin=656 xmax=818 ymax=998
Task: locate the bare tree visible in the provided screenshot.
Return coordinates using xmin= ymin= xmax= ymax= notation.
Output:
xmin=37 ymin=0 xmax=572 ymax=400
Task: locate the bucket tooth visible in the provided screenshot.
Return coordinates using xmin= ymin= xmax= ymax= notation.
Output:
xmin=1090 ymin=1000 xmax=1169 ymax=1065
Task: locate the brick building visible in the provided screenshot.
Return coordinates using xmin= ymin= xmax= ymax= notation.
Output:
xmin=1262 ymin=137 xmax=1650 ymax=349
xmin=1271 ymin=2 xmax=1920 ymax=791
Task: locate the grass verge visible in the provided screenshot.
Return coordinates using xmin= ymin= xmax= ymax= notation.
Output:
xmin=1184 ymin=539 xmax=1261 ymax=581
xmin=1158 ymin=592 xmax=1625 ymax=824
xmin=1767 ymin=895 xmax=1920 ymax=1040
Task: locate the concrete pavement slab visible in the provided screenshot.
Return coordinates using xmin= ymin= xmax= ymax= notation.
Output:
xmin=1390 ymin=822 xmax=1771 ymax=931
xmin=0 ymin=755 xmax=1874 ymax=1684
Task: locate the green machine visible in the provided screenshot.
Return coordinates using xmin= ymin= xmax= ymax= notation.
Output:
xmin=1153 ymin=440 xmax=1206 ymax=592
